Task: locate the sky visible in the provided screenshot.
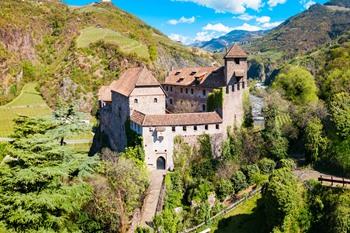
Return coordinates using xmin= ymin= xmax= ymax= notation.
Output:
xmin=62 ymin=0 xmax=327 ymax=44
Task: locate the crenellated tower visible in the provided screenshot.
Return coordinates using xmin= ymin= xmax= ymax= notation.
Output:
xmin=222 ymin=44 xmax=248 ymax=131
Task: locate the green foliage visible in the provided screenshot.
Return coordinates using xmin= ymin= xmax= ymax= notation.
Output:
xmin=188 ymin=180 xmax=214 ymax=204
xmin=258 ymin=158 xmax=276 ymax=174
xmin=242 ymin=164 xmax=260 ymax=184
xmin=262 ymin=103 xmax=288 ymax=160
xmin=231 ymin=171 xmax=248 ymax=192
xmin=164 ymin=171 xmax=184 ymax=209
xmin=148 ymin=44 xmax=158 ymax=61
xmin=279 ymin=159 xmax=296 ymax=170
xmin=305 ymin=117 xmax=328 ymax=162
xmin=215 ymin=179 xmax=234 ymax=201
xmin=0 ymin=116 xmax=98 ymax=232
xmin=321 ymin=69 xmax=350 ymax=101
xmin=329 ymin=92 xmax=350 ymax=138
xmin=207 ymin=88 xmax=223 ymax=112
xmin=272 ymin=66 xmax=318 ymax=105
xmin=154 ymin=208 xmax=182 ymax=233
xmin=307 ymin=184 xmax=350 ymax=233
xmin=262 ymin=168 xmax=308 ymax=233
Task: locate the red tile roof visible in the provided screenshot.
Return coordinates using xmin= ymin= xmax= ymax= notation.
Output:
xmin=110 ymin=67 xmax=160 ymax=96
xmin=98 ymin=85 xmax=112 ymax=102
xmin=137 ymin=112 xmax=222 ymax=126
xmin=224 ymin=44 xmax=248 ymax=58
xmin=164 ymin=66 xmax=226 ymax=88
xmin=130 ymin=110 xmax=146 ymax=125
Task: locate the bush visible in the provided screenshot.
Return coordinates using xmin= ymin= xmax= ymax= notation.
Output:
xmin=215 ymin=179 xmax=234 ymax=201
xmin=231 ymin=171 xmax=248 ymax=192
xmin=278 ymin=159 xmax=296 ymax=170
xmin=242 ymin=164 xmax=260 ymax=184
xmin=258 ymin=158 xmax=276 ymax=174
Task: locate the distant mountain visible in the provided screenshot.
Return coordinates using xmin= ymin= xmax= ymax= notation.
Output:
xmin=247 ymin=1 xmax=350 ymax=59
xmin=325 ymin=0 xmax=350 ymax=8
xmin=193 ymin=30 xmax=266 ymax=52
xmin=244 ymin=0 xmax=350 ymax=81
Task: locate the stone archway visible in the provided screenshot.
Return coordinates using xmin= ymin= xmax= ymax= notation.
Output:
xmin=156 ymin=156 xmax=166 ymax=170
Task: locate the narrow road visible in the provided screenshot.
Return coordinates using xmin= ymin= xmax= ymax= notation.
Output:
xmin=140 ymin=170 xmax=166 ymax=226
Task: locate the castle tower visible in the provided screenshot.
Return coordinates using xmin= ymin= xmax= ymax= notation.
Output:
xmin=222 ymin=44 xmax=248 ymax=131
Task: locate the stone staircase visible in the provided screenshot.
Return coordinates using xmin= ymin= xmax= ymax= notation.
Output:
xmin=140 ymin=170 xmax=166 ymax=226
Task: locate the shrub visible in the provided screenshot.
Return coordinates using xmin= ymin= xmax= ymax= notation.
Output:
xmin=215 ymin=179 xmax=234 ymax=201
xmin=258 ymin=158 xmax=276 ymax=174
xmin=231 ymin=171 xmax=248 ymax=192
xmin=242 ymin=164 xmax=260 ymax=184
xmin=278 ymin=159 xmax=296 ymax=170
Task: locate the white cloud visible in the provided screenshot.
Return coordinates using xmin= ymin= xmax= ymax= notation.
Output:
xmin=256 ymin=16 xmax=270 ymax=24
xmin=203 ymin=23 xmax=233 ymax=33
xmin=232 ymin=23 xmax=262 ymax=31
xmin=168 ymin=16 xmax=196 ymax=25
xmin=234 ymin=13 xmax=256 ymax=21
xmin=261 ymin=21 xmax=282 ymax=28
xmin=169 ymin=33 xmax=191 ymax=44
xmin=175 ymin=0 xmax=263 ymax=14
xmin=300 ymin=0 xmax=315 ymax=9
xmin=267 ymin=0 xmax=287 ymax=8
xmin=194 ymin=31 xmax=218 ymax=41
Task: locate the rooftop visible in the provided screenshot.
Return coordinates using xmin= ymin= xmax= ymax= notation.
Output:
xmin=110 ymin=67 xmax=160 ymax=96
xmin=98 ymin=85 xmax=112 ymax=102
xmin=224 ymin=44 xmax=248 ymax=59
xmin=131 ymin=110 xmax=222 ymax=127
xmin=164 ymin=66 xmax=226 ymax=88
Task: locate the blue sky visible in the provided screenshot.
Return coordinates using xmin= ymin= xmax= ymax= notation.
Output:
xmin=62 ymin=0 xmax=327 ymax=44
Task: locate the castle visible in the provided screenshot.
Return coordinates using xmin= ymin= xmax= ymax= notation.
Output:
xmin=98 ymin=45 xmax=248 ymax=170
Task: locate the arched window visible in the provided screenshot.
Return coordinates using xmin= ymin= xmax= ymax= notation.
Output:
xmin=154 ymin=98 xmax=158 ymax=103
xmin=134 ymin=98 xmax=138 ymax=103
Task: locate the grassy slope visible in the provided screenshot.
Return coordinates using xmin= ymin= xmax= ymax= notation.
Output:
xmin=76 ymin=26 xmax=149 ymax=59
xmin=211 ymin=194 xmax=266 ymax=233
xmin=0 ymin=83 xmax=51 ymax=137
xmin=0 ymin=1 xmax=218 ymax=111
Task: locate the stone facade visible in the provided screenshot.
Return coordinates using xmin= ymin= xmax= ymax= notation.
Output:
xmin=98 ymin=45 xmax=249 ymax=171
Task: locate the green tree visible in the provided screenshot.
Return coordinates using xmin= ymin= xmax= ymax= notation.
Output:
xmin=85 ymin=149 xmax=149 ymax=233
xmin=329 ymin=92 xmax=350 ymax=138
xmin=258 ymin=158 xmax=276 ymax=174
xmin=272 ymin=65 xmax=318 ymax=105
xmin=231 ymin=171 xmax=248 ymax=192
xmin=262 ymin=168 xmax=309 ymax=232
xmin=0 ymin=117 xmax=98 ymax=232
xmin=305 ymin=117 xmax=328 ymax=162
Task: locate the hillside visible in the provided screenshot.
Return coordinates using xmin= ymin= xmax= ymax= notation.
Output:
xmin=0 ymin=0 xmax=219 ymax=112
xmin=193 ymin=30 xmax=266 ymax=52
xmin=243 ymin=0 xmax=350 ymax=81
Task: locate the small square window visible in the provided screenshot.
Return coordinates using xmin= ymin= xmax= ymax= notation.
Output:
xmin=216 ymin=124 xmax=220 ymax=129
xmin=205 ymin=125 xmax=208 ymax=130
xmin=154 ymin=98 xmax=158 ymax=103
xmin=172 ymin=126 xmax=176 ymax=132
xmin=194 ymin=125 xmax=197 ymax=131
xmin=183 ymin=126 xmax=187 ymax=131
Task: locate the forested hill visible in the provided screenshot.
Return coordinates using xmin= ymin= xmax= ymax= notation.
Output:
xmin=247 ymin=0 xmax=350 ymax=59
xmin=0 ymin=0 xmax=218 ymax=112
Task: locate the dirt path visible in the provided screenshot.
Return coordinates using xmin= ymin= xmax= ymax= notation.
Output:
xmin=293 ymin=168 xmax=350 ymax=188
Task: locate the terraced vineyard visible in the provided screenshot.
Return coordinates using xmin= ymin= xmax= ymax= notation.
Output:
xmin=0 ymin=83 xmax=52 ymax=137
xmin=276 ymin=113 xmax=292 ymax=128
xmin=76 ymin=26 xmax=150 ymax=59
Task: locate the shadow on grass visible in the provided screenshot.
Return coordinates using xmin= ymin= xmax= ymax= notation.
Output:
xmin=214 ymin=201 xmax=268 ymax=233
